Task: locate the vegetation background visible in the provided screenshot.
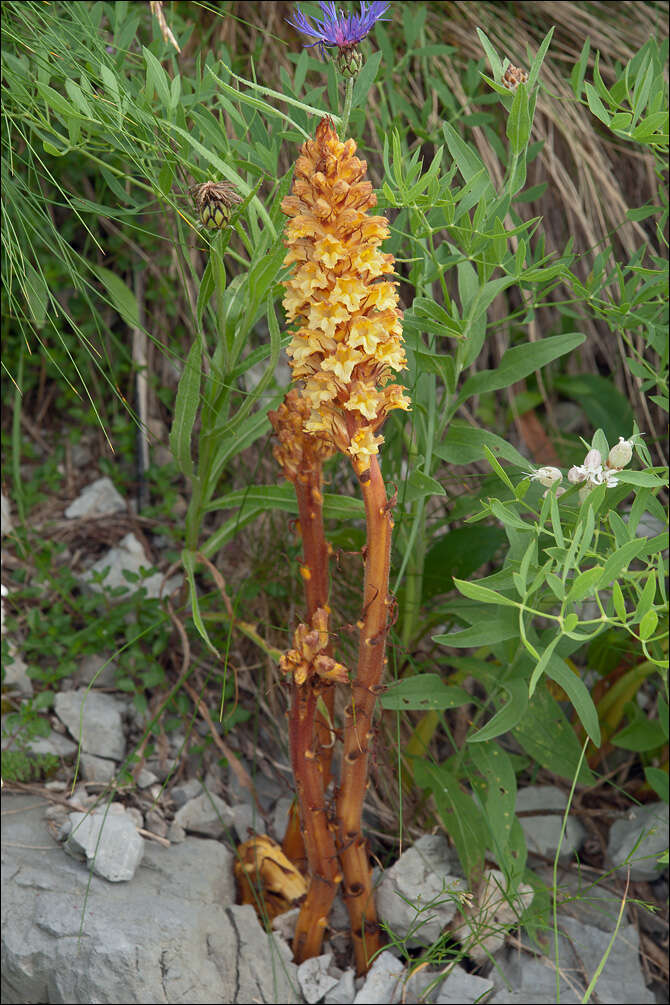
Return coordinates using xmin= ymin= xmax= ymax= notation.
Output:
xmin=1 ymin=0 xmax=668 ymax=992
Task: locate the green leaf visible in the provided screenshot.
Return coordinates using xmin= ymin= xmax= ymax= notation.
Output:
xmin=434 ymin=607 xmax=519 ymax=648
xmin=434 ymin=424 xmax=530 ymax=471
xmin=644 ymin=766 xmax=669 ymax=803
xmin=553 ymin=374 xmax=634 ymax=444
xmin=512 ymin=686 xmax=594 ymax=785
xmin=615 ymin=469 xmax=667 ymax=488
xmin=639 ymin=609 xmax=659 ymax=641
xmin=92 ymin=265 xmax=139 ymax=327
xmin=598 ymin=538 xmax=648 ymax=588
xmin=423 ymin=526 xmax=506 ymax=600
xmin=404 ymin=469 xmax=446 ymax=503
xmin=169 ymin=340 xmax=202 ymax=479
xmin=22 ymin=261 xmax=49 ymax=328
xmin=545 ymin=655 xmax=601 ymax=745
xmin=489 ymin=500 xmax=531 ymax=532
xmin=566 ymin=565 xmax=604 ymax=603
xmin=143 ymin=46 xmax=171 ymax=107
xmin=351 ymin=50 xmax=382 ymax=107
xmin=182 ymin=549 xmax=219 ymax=656
xmin=381 ymin=676 xmax=471 ymax=711
xmin=459 ymin=333 xmax=585 ymax=402
xmin=585 ymin=82 xmax=611 ymax=125
xmin=468 ymin=678 xmax=528 ymax=743
xmin=443 ymin=121 xmax=493 ymax=188
xmin=612 ymin=580 xmax=627 ymax=621
xmin=453 ymin=579 xmax=518 ymax=608
xmin=612 ymin=718 xmax=667 ymax=752
xmin=468 ymin=742 xmax=517 ymax=850
xmin=506 ymin=84 xmax=531 ymax=154
xmin=414 ymin=761 xmax=488 ymax=877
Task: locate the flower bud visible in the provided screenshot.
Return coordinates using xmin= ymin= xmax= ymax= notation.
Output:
xmin=335 ymin=44 xmax=363 ymax=78
xmin=502 ymin=64 xmax=529 ymax=90
xmin=568 ymin=466 xmax=584 ymax=484
xmin=531 ymin=466 xmax=563 ymax=488
xmin=191 ymin=181 xmax=242 ymax=231
xmin=607 ymin=437 xmax=633 ymax=470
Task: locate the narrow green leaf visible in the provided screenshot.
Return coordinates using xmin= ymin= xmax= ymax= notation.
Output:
xmin=545 ymin=656 xmax=601 ymax=745
xmin=169 ymin=340 xmax=202 ymax=478
xmin=182 ymin=549 xmax=219 ymax=656
xmin=468 ymin=679 xmax=528 ymax=743
xmin=459 ymin=333 xmax=585 ymax=402
xmin=566 ymin=565 xmax=604 ymax=603
xmin=528 ymin=635 xmax=562 ymax=697
xmin=92 ymin=265 xmax=139 ymax=327
xmin=453 ymin=578 xmax=518 ymax=607
xmin=598 ymin=538 xmax=648 ymax=587
xmin=381 ymin=676 xmax=471 ymax=711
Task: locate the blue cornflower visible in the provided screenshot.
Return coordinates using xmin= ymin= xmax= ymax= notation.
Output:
xmin=288 ymin=2 xmax=390 ymax=57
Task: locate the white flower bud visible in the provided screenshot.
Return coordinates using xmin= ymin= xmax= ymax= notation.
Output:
xmin=568 ymin=466 xmax=584 ymax=484
xmin=607 ymin=437 xmax=633 ymax=470
xmin=531 ymin=466 xmax=563 ymax=488
xmin=582 ymin=449 xmax=602 ymax=474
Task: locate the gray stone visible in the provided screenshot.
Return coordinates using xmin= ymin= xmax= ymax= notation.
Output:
xmin=61 ymin=807 xmax=144 ymax=882
xmin=1 ymin=794 xmax=300 ymax=1003
xmin=64 ymin=476 xmax=126 ymax=518
xmin=324 ymin=968 xmax=356 ymax=1004
xmin=273 ymin=794 xmax=294 ymax=841
xmin=354 ymin=950 xmax=404 ymax=1003
xmin=451 ymin=868 xmax=534 ymax=964
xmin=231 ymin=801 xmax=256 ymax=842
xmin=1 ymin=641 xmax=32 ymax=696
xmin=435 ymin=965 xmax=494 ymax=1004
xmin=1 ymin=719 xmax=78 ymax=760
xmin=489 ymin=913 xmax=655 ymax=1004
xmin=376 ymin=834 xmax=466 ymax=945
xmin=80 ymin=531 xmax=182 ymax=599
xmin=516 ymin=785 xmax=585 ymax=859
xmin=75 ymin=652 xmax=117 ymax=688
xmin=297 ymin=952 xmax=340 ymax=1004
xmin=172 ymin=791 xmax=235 ymax=839
xmin=1 ymin=492 xmax=13 ymax=534
xmin=171 ymin=777 xmax=205 ymax=807
xmin=533 ymin=862 xmax=627 ymax=932
xmin=80 ymin=753 xmax=117 ymax=784
xmin=607 ymin=801 xmax=668 ymax=881
xmin=54 ymin=688 xmax=125 ymax=761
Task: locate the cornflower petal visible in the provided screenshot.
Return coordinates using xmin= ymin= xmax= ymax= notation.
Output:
xmin=287 ymin=2 xmax=390 ymax=51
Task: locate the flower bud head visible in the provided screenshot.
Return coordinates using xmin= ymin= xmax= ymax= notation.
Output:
xmin=531 ymin=466 xmax=563 ymax=488
xmin=607 ymin=437 xmax=633 ymax=470
xmin=502 ymin=64 xmax=529 ymax=90
xmin=191 ymin=181 xmax=242 ymax=231
xmin=335 ymin=44 xmax=364 ymax=78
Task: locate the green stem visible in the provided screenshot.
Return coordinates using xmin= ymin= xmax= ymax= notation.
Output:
xmin=340 ymin=78 xmax=354 ymax=137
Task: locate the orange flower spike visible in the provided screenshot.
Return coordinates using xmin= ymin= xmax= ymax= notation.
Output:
xmin=281 ymin=118 xmax=409 ymax=475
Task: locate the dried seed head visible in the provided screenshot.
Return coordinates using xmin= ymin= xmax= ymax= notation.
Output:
xmin=502 ymin=64 xmax=529 ymax=90
xmin=191 ymin=181 xmax=242 ymax=230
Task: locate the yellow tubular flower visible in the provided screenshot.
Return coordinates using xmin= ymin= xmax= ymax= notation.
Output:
xmin=282 ymin=118 xmax=410 ymax=472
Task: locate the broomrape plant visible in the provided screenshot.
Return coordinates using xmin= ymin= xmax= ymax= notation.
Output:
xmin=269 ymin=116 xmax=410 ymax=971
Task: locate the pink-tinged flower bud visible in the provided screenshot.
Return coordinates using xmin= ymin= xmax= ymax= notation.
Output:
xmin=607 ymin=437 xmax=633 ymax=470
xmin=568 ymin=466 xmax=584 ymax=484
xmin=583 ymin=449 xmax=603 ymax=473
xmin=543 ymin=486 xmax=566 ymax=498
xmin=530 ymin=466 xmax=563 ymax=488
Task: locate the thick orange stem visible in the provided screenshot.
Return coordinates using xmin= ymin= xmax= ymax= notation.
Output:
xmin=336 ymin=453 xmax=392 ymax=973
